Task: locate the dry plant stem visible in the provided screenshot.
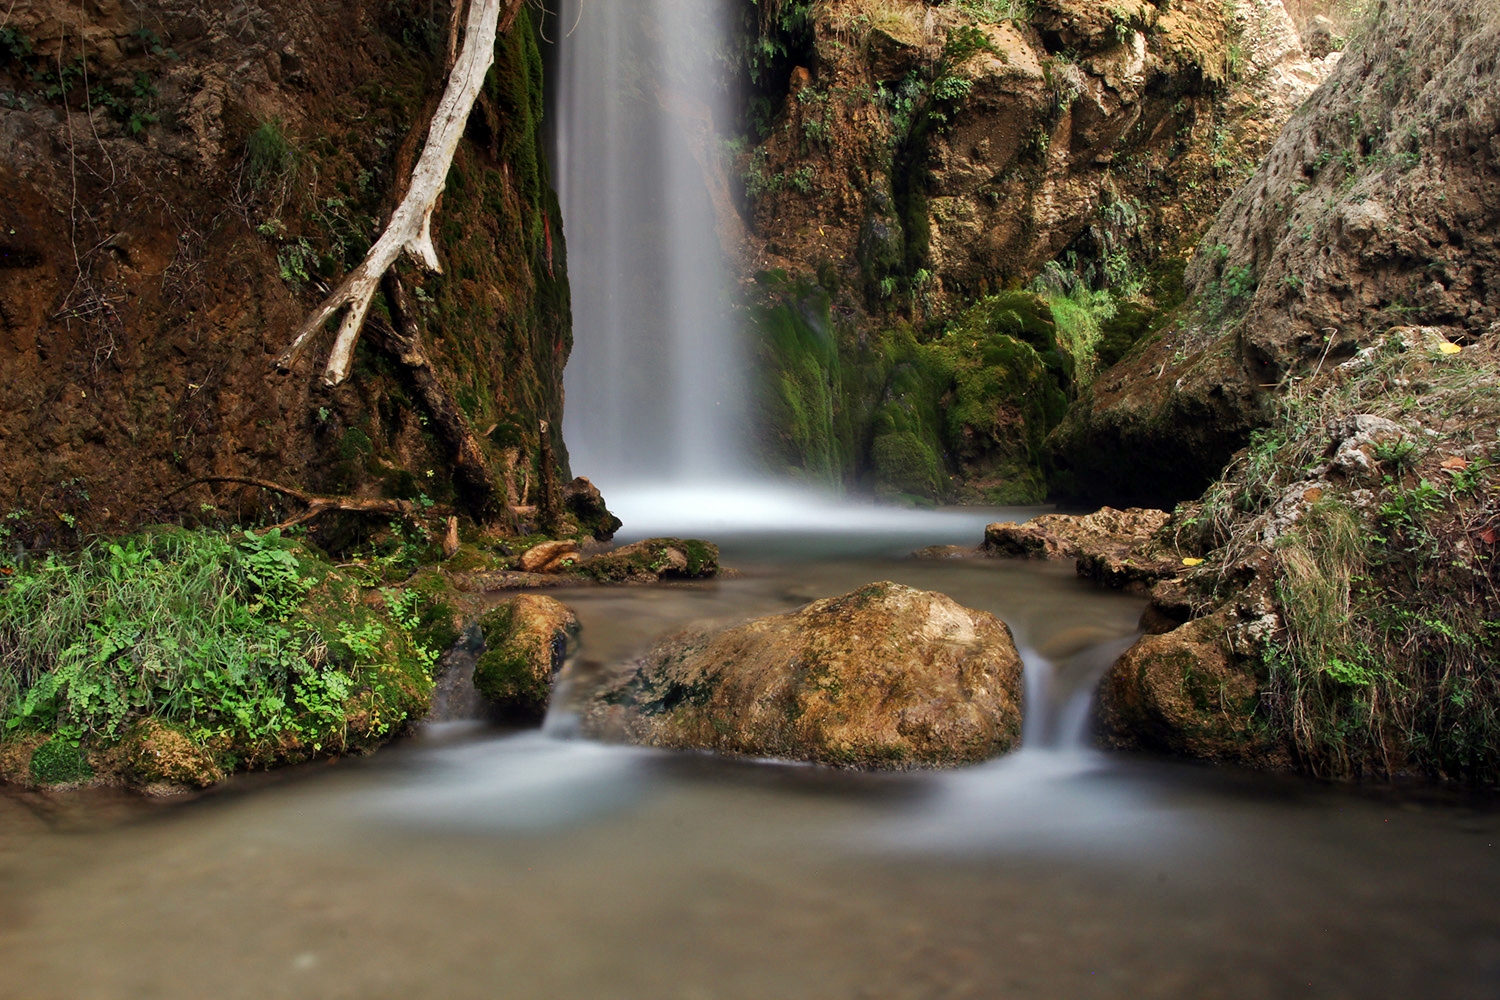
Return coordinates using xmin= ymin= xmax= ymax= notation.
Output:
xmin=168 ymin=476 xmax=442 ymax=530
xmin=274 ymin=0 xmax=523 ymax=386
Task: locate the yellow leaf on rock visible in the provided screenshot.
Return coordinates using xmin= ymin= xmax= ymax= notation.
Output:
xmin=1438 ymin=342 xmax=1463 ymax=355
xmin=1182 ymin=558 xmax=1205 ymax=567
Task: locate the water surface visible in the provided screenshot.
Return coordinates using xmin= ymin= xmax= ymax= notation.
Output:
xmin=2 ymin=514 xmax=1498 ymax=999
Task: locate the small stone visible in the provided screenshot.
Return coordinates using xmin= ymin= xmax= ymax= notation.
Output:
xmin=520 ymin=539 xmax=580 ymax=573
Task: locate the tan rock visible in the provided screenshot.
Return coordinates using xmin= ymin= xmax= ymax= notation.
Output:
xmin=582 ymin=582 xmax=1023 ymax=768
xmin=983 ymin=507 xmax=1178 ymax=589
xmin=1097 ymin=612 xmax=1286 ymax=766
xmin=520 ymin=539 xmax=580 ymax=573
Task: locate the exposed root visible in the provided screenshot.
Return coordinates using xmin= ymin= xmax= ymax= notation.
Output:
xmin=168 ymin=477 xmax=445 ymax=530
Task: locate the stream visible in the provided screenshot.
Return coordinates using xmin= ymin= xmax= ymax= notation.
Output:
xmin=2 ymin=503 xmax=1499 ymax=999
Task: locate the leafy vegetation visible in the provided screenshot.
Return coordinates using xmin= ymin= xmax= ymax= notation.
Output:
xmin=0 ymin=527 xmax=447 ymax=785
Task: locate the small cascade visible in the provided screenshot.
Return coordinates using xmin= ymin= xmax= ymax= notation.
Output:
xmin=555 ymin=0 xmax=746 ymax=488
xmin=1021 ymin=634 xmax=1139 ymax=752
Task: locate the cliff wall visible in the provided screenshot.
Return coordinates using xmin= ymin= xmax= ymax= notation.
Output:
xmin=0 ymin=0 xmax=568 ymax=544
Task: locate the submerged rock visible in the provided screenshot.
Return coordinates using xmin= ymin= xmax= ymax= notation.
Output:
xmin=983 ymin=507 xmax=1179 ymax=590
xmin=581 ymin=582 xmax=1023 ymax=768
xmin=474 ymin=595 xmax=579 ymax=715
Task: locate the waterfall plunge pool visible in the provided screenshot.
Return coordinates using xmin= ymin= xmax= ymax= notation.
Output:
xmin=3 ymin=511 xmax=1499 ymax=999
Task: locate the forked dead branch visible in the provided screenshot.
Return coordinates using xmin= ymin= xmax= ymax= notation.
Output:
xmin=272 ymin=0 xmax=524 ymax=386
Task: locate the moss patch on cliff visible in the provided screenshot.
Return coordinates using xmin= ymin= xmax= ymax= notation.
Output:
xmin=751 ymin=273 xmax=1072 ymax=502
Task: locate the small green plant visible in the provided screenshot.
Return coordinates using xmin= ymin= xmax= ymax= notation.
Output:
xmin=1371 ymin=437 xmax=1418 ymax=472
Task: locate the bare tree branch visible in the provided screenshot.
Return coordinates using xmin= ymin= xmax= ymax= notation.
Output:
xmin=272 ymin=0 xmax=524 ymax=386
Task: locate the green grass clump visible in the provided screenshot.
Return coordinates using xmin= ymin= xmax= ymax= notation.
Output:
xmin=0 ymin=527 xmax=442 ymax=780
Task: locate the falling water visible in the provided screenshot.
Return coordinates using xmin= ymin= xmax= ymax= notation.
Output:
xmin=555 ymin=0 xmax=746 ymax=488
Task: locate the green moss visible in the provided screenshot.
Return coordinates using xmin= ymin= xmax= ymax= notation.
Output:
xmin=28 ymin=737 xmax=92 ymax=785
xmin=474 ymin=605 xmax=549 ymax=713
xmin=749 ymin=278 xmax=1073 ymax=502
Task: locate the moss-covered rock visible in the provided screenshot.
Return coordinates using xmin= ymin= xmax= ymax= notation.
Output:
xmin=563 ymin=477 xmax=623 ymax=541
xmin=474 ymin=595 xmax=579 ymax=715
xmin=583 ymin=582 xmax=1024 ymax=768
xmin=582 ymin=539 xmax=720 ymax=584
xmin=28 ymin=736 xmax=94 ymax=786
xmin=118 ymin=720 xmax=224 ymax=790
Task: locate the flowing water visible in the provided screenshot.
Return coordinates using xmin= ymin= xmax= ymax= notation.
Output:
xmin=556 ymin=0 xmax=746 ymax=485
xmin=3 ymin=517 xmax=1500 ymax=999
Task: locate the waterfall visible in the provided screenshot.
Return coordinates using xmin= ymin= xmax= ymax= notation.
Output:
xmin=555 ymin=0 xmax=746 ymax=490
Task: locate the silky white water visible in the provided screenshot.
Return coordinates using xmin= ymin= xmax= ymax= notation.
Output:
xmin=556 ymin=0 xmax=746 ymax=487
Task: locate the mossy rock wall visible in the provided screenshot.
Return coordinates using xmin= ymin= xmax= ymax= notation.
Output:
xmin=752 ymin=274 xmax=1071 ymax=503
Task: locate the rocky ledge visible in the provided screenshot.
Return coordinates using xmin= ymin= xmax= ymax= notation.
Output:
xmin=581 ymin=583 xmax=1023 ymax=769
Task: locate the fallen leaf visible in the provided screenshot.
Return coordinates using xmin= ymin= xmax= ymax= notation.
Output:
xmin=1303 ymin=487 xmax=1325 ymax=502
xmin=1438 ymin=342 xmax=1463 ymax=355
xmin=1441 ymin=456 xmax=1470 ymax=471
xmin=1182 ymin=557 xmax=1205 ymax=567
xmin=1481 ymin=528 xmax=1499 ymax=546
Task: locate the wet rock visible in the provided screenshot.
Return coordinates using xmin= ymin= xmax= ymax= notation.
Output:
xmin=1096 ymin=612 xmax=1282 ymax=763
xmin=1139 ymin=577 xmax=1195 ymax=635
xmin=581 ymin=538 xmax=719 ymax=583
xmin=983 ymin=507 xmax=1179 ymax=589
xmin=474 ymin=595 xmax=579 ymax=715
xmin=118 ymin=720 xmax=223 ymax=791
xmin=582 ymin=582 xmax=1023 ymax=768
xmin=564 ymin=477 xmax=623 ymax=542
xmin=912 ymin=544 xmax=977 ymax=560
xmin=520 ymin=539 xmax=581 ymax=574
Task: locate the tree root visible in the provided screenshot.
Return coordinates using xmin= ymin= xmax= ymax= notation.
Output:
xmin=168 ymin=477 xmax=446 ymax=531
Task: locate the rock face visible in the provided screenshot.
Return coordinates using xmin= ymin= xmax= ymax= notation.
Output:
xmin=0 ymin=1 xmax=571 ymax=539
xmin=474 ymin=595 xmax=579 ymax=715
xmin=582 ymin=583 xmax=1024 ymax=768
xmin=563 ymin=477 xmax=623 ymax=541
xmin=984 ymin=507 xmax=1180 ymax=589
xmin=743 ymin=0 xmax=1336 ymax=502
xmin=1050 ymin=0 xmax=1500 ymax=505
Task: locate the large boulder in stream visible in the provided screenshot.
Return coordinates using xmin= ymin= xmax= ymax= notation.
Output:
xmin=581 ymin=583 xmax=1023 ymax=768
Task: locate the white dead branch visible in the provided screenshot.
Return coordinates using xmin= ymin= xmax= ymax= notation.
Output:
xmin=274 ymin=0 xmax=514 ymax=385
